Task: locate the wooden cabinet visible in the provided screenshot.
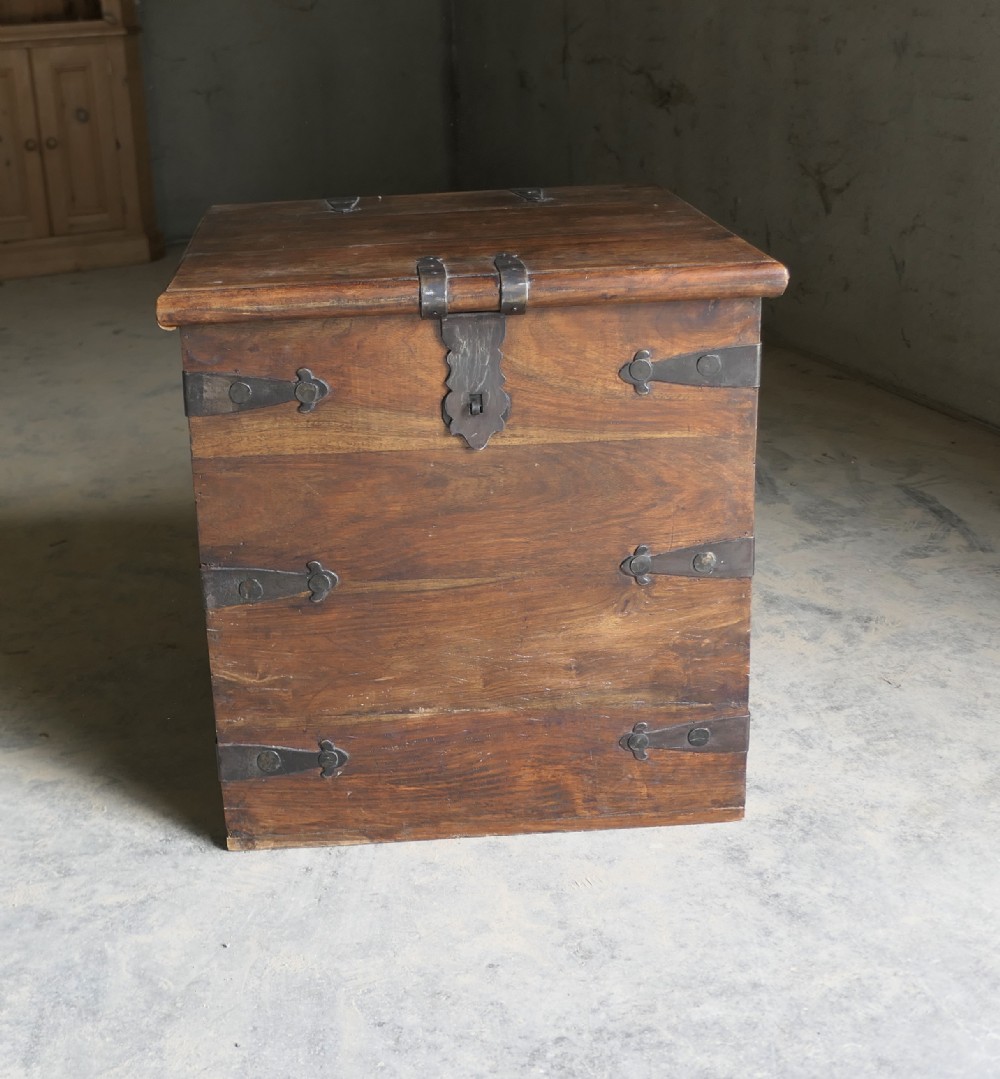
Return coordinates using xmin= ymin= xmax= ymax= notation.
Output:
xmin=0 ymin=0 xmax=160 ymax=277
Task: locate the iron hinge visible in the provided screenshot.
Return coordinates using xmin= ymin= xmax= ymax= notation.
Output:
xmin=416 ymin=252 xmax=529 ymax=450
xmin=620 ymin=715 xmax=750 ymax=760
xmin=218 ymin=739 xmax=349 ymax=781
xmin=510 ymin=187 xmax=553 ymax=203
xmin=325 ymin=196 xmax=360 ymax=213
xmin=202 ymin=560 xmax=338 ymax=609
xmin=183 ymin=368 xmax=330 ymax=417
xmin=620 ymin=344 xmax=761 ymax=394
xmin=621 ymin=539 xmax=754 ymax=584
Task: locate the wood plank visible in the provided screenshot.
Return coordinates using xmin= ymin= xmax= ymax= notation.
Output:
xmin=206 ymin=573 xmax=751 ymax=725
xmin=201 ymin=184 xmax=688 ymax=223
xmin=157 ymin=185 xmax=788 ymax=326
xmin=194 ymin=436 xmax=755 ymax=579
xmin=184 ymin=299 xmax=760 ymax=456
xmin=170 ymin=216 xmax=724 ymax=275
xmin=220 ymin=707 xmax=748 ymax=848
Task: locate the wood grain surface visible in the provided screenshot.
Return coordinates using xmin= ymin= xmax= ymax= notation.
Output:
xmin=194 ymin=436 xmax=754 ymax=577
xmin=157 ymin=185 xmax=787 ymax=326
xmin=183 ymin=299 xmax=759 ymax=455
xmin=206 ymin=573 xmax=751 ymax=730
xmin=221 ymin=706 xmax=749 ymax=848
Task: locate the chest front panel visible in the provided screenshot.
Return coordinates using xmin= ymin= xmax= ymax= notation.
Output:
xmin=183 ymin=298 xmax=760 ymax=847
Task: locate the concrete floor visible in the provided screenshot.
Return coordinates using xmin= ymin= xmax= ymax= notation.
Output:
xmin=2 ymin=252 xmax=999 ymax=1079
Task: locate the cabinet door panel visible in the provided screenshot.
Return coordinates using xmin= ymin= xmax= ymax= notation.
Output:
xmin=0 ymin=47 xmax=49 ymax=243
xmin=30 ymin=42 xmax=124 ymax=235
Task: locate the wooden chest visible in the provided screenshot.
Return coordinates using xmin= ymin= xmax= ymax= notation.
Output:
xmin=157 ymin=185 xmax=787 ymax=849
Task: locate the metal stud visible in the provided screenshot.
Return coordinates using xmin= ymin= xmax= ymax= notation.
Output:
xmin=692 ymin=551 xmax=719 ymax=575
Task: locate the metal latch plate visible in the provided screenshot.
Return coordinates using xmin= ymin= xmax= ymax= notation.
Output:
xmin=440 ymin=314 xmax=512 ymax=450
xmin=417 ymin=252 xmax=528 ymax=449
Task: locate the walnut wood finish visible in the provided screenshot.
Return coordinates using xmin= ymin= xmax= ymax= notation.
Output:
xmin=190 ymin=302 xmax=755 ymax=843
xmin=157 ymin=186 xmax=787 ymax=326
xmin=222 ymin=708 xmax=749 ymax=849
xmin=208 ymin=573 xmax=751 ymax=732
xmin=183 ymin=299 xmax=760 ymax=455
xmin=164 ymin=185 xmax=786 ymax=847
xmin=194 ymin=436 xmax=754 ymax=577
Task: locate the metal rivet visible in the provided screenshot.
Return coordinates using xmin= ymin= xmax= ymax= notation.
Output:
xmin=229 ymin=381 xmax=253 ymax=404
xmin=629 ymin=355 xmax=654 ymax=382
xmin=696 ymin=353 xmax=723 ymax=377
xmin=238 ymin=578 xmax=264 ymax=602
xmin=628 ymin=732 xmax=650 ymax=752
xmin=256 ymin=750 xmax=282 ymax=773
xmin=630 ymin=553 xmax=653 ymax=577
xmin=692 ymin=551 xmax=718 ymax=574
xmin=75 ymin=107 xmax=90 ymax=123
xmin=687 ymin=727 xmax=711 ymax=747
xmin=306 ymin=565 xmax=337 ymax=603
xmin=295 ymin=381 xmax=320 ymax=405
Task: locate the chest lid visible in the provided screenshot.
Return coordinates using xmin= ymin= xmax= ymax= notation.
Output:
xmin=156 ymin=184 xmax=787 ymax=328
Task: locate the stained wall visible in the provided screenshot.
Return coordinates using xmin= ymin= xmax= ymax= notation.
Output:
xmin=453 ymin=2 xmax=1000 ymax=426
xmin=139 ymin=0 xmax=454 ymax=241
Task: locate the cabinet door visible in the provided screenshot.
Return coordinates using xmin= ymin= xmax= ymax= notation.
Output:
xmin=30 ymin=42 xmax=125 ymax=236
xmin=0 ymin=48 xmax=50 ymax=243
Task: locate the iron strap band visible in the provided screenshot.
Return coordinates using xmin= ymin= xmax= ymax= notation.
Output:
xmin=218 ymin=740 xmax=349 ymax=781
xmin=621 ymin=715 xmax=750 ymax=760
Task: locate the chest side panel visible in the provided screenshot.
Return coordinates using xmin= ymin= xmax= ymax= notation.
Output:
xmin=183 ymin=299 xmax=760 ymax=845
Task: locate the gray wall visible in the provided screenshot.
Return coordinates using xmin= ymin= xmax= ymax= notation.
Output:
xmin=452 ymin=2 xmax=1000 ymax=428
xmin=139 ymin=0 xmax=453 ymax=241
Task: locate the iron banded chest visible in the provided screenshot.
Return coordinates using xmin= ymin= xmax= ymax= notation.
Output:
xmin=157 ymin=185 xmax=788 ymax=849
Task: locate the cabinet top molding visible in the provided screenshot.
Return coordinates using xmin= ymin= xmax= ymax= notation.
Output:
xmin=0 ymin=1 xmax=137 ymax=43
